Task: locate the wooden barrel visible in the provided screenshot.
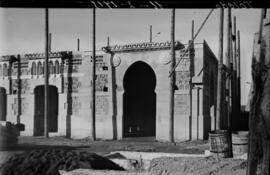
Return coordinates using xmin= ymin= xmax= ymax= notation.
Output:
xmin=209 ymin=130 xmax=232 ymax=158
xmin=232 ymin=131 xmax=248 ymax=157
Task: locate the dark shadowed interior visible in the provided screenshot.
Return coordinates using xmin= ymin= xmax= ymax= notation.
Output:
xmin=123 ymin=61 xmax=156 ymax=137
xmin=0 ymin=87 xmax=7 ymax=121
xmin=34 ymin=85 xmax=58 ymax=136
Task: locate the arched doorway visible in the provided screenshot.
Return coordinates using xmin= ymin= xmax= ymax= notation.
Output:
xmin=123 ymin=61 xmax=156 ymax=137
xmin=0 ymin=87 xmax=7 ymax=121
xmin=34 ymin=85 xmax=58 ymax=136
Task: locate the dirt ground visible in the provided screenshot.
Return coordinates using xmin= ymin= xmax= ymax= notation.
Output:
xmin=17 ymin=136 xmax=209 ymax=154
xmin=0 ymin=136 xmax=208 ymax=168
xmin=148 ymin=156 xmax=246 ymax=175
xmin=0 ymin=136 xmax=247 ymax=175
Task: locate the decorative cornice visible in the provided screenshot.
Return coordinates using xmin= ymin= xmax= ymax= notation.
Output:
xmin=102 ymin=41 xmax=185 ymax=53
xmin=0 ymin=51 xmax=72 ymax=62
xmin=0 ymin=55 xmax=16 ymax=62
xmin=23 ymin=51 xmax=72 ymax=60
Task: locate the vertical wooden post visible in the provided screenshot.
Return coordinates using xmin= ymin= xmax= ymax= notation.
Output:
xmin=49 ymin=33 xmax=51 ymax=52
xmin=231 ymin=15 xmax=237 ymax=129
xmin=107 ymin=36 xmax=110 ymax=47
xmin=216 ymin=8 xmax=224 ymax=130
xmin=189 ymin=44 xmax=194 ymax=140
xmin=44 ymin=8 xmax=49 ymax=138
xmin=230 ymin=11 xmax=235 ymax=131
xmin=91 ymin=8 xmax=96 ymax=141
xmin=233 ymin=16 xmax=237 ymax=96
xmin=189 ymin=20 xmax=195 ymax=140
xmin=8 ymin=58 xmax=13 ymax=101
xmin=191 ymin=20 xmax=194 ymax=39
xmin=237 ymin=30 xmax=241 ymax=112
xmin=17 ymin=54 xmax=21 ymax=124
xmin=258 ymin=9 xmax=267 ymax=44
xmin=150 ymin=25 xmax=152 ymax=43
xmin=169 ymin=9 xmax=175 ymax=143
xmin=225 ymin=8 xmax=232 ymax=130
xmin=197 ymin=87 xmax=201 ymax=139
xmin=227 ymin=9 xmax=234 ymax=157
xmin=77 ymin=38 xmax=80 ymax=51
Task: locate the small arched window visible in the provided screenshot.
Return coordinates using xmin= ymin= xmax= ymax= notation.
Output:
xmin=31 ymin=62 xmax=37 ymax=75
xmin=55 ymin=60 xmax=59 ymax=74
xmin=0 ymin=64 xmax=2 ymax=76
xmin=37 ymin=62 xmax=42 ymax=75
xmin=49 ymin=61 xmax=54 ymax=74
xmin=3 ymin=63 xmax=8 ymax=77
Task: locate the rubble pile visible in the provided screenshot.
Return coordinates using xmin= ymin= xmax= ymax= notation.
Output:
xmin=0 ymin=150 xmax=125 ymax=175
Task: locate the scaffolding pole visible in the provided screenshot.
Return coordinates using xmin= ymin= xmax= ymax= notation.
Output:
xmin=216 ymin=8 xmax=224 ymax=130
xmin=237 ymin=30 xmax=241 ymax=112
xmin=150 ymin=25 xmax=152 ymax=43
xmin=44 ymin=8 xmax=49 ymax=138
xmin=77 ymin=38 xmax=80 ymax=51
xmin=226 ymin=8 xmax=232 ymax=131
xmin=91 ymin=8 xmax=96 ymax=141
xmin=169 ymin=9 xmax=175 ymax=143
xmin=233 ymin=16 xmax=238 ymax=121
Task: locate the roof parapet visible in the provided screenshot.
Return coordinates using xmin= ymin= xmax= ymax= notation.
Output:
xmin=22 ymin=51 xmax=72 ymax=60
xmin=102 ymin=41 xmax=185 ymax=53
xmin=0 ymin=51 xmax=73 ymax=62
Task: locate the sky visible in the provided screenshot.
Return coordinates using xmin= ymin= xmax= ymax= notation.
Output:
xmin=0 ymin=8 xmax=266 ymax=105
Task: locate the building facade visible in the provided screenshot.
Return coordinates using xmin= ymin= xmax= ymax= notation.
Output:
xmin=0 ymin=40 xmax=218 ymax=141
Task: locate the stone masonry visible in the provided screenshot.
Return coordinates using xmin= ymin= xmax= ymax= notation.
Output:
xmin=0 ymin=40 xmax=218 ymax=141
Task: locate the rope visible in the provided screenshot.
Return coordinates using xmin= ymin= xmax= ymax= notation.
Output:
xmin=169 ymin=8 xmax=215 ymax=77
